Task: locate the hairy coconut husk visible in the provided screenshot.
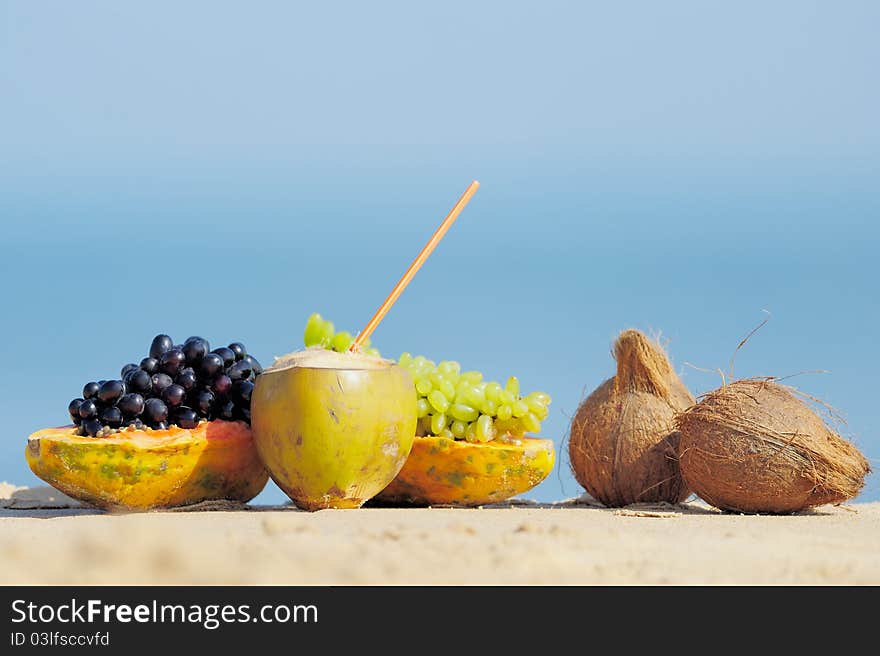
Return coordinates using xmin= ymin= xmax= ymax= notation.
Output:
xmin=568 ymin=330 xmax=694 ymax=507
xmin=677 ymin=379 xmax=870 ymax=514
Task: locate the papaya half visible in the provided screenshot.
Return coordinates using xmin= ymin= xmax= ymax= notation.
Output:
xmin=26 ymin=420 xmax=268 ymax=511
xmin=375 ymin=435 xmax=555 ymax=506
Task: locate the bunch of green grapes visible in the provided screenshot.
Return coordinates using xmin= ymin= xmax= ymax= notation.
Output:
xmin=303 ymin=313 xmax=381 ymax=356
xmin=397 ymin=354 xmax=551 ymax=443
xmin=302 ymin=313 xmax=551 ymax=442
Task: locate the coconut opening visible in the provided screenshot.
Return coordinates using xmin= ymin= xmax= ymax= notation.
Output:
xmin=267 ymin=347 xmax=392 ymax=372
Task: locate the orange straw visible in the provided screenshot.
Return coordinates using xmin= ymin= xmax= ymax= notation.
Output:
xmin=349 ymin=180 xmax=480 ymax=353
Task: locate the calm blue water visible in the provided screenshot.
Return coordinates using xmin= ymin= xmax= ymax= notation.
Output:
xmin=1 ymin=2 xmax=877 ymax=503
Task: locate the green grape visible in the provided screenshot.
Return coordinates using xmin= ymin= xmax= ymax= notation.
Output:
xmin=480 ymin=398 xmax=498 ymax=416
xmin=303 ymin=313 xmax=326 ymax=347
xmin=485 ymin=382 xmax=502 ymax=403
xmin=398 ymin=352 xmax=413 ymax=367
xmin=415 ymin=378 xmax=433 ymax=395
xmin=499 ymin=390 xmax=515 ymax=406
xmin=413 ymin=355 xmax=429 ymax=369
xmin=439 ymin=427 xmax=454 ymax=438
xmin=438 ymin=360 xmax=461 ymax=377
xmin=319 ymin=320 xmax=335 ymax=347
xmin=331 ymin=331 xmax=353 ymax=353
xmin=531 ymin=403 xmax=549 ymax=421
xmin=449 ymin=403 xmax=479 ymax=423
xmin=527 ymin=391 xmax=551 ymax=405
xmin=476 ymin=414 xmax=495 ymax=443
xmin=363 ymin=347 xmax=381 ymax=357
xmin=505 ymin=376 xmax=520 ymax=396
xmin=427 ymin=390 xmax=450 ymax=414
xmin=525 ymin=395 xmax=547 ymax=416
xmin=430 ymin=412 xmax=448 ymax=435
xmin=522 ymin=412 xmax=541 ymax=433
xmin=497 ymin=404 xmax=513 ymax=421
xmin=441 ymin=379 xmax=457 ymax=399
xmin=460 ymin=371 xmax=483 ymax=384
xmin=416 ymin=398 xmax=430 ymax=418
xmin=430 ymin=374 xmax=456 ymax=400
xmin=461 ymin=384 xmax=485 ymax=409
xmin=512 ymin=400 xmax=529 ymax=418
xmin=465 ymin=421 xmax=478 ymax=443
xmin=451 ymin=420 xmax=467 ymax=438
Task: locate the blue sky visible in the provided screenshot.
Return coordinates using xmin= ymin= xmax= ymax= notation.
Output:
xmin=1 ymin=1 xmax=877 ymax=503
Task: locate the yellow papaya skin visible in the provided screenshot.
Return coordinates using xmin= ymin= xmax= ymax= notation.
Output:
xmin=251 ymin=363 xmax=417 ymax=510
xmin=25 ymin=421 xmax=268 ymax=511
xmin=376 ymin=435 xmax=556 ymax=506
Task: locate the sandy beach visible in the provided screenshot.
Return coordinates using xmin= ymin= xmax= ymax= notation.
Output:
xmin=1 ymin=484 xmax=877 ymax=585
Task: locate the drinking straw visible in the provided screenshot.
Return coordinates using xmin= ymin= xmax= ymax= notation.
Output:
xmin=349 ymin=180 xmax=480 ymax=353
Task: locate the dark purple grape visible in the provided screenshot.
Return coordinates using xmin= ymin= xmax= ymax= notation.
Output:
xmin=149 ymin=334 xmax=174 ymax=359
xmin=172 ymin=406 xmax=199 ymax=429
xmin=97 ymin=380 xmax=126 ymax=404
xmin=99 ymin=406 xmax=123 ymax=427
xmin=176 ymin=367 xmax=197 ymax=391
xmin=194 ymin=390 xmax=215 ymax=416
xmin=123 ymin=418 xmax=145 ymax=430
xmin=139 ymin=357 xmax=159 ymax=374
xmin=211 ymin=374 xmax=232 ymax=397
xmin=153 ymin=420 xmax=169 ymax=431
xmin=78 ymin=399 xmax=98 ymax=419
xmin=183 ymin=337 xmax=210 ymax=364
xmin=121 ymin=363 xmax=139 ymax=378
xmin=82 ymin=418 xmax=104 ymax=437
xmin=151 ymin=373 xmax=173 ymax=395
xmin=243 ymin=355 xmax=262 ymax=376
xmin=161 ymin=383 xmax=186 ymax=407
xmin=228 ymin=342 xmax=247 ymax=361
xmin=68 ymin=398 xmax=84 ymax=424
xmin=159 ymin=348 xmax=185 ymax=376
xmin=83 ymin=381 xmax=100 ymax=400
xmin=237 ymin=407 xmax=251 ymax=423
xmin=218 ymin=400 xmax=235 ymax=421
xmin=211 ymin=347 xmax=235 ymax=368
xmin=200 ymin=353 xmax=224 ymax=378
xmin=118 ymin=393 xmax=145 ymax=417
xmin=226 ymin=360 xmax=252 ymax=382
xmin=127 ymin=369 xmax=152 ymax=395
xmin=143 ymin=398 xmax=168 ymax=424
xmin=232 ymin=380 xmax=254 ymax=406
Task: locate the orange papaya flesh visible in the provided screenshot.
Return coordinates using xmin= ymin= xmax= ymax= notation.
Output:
xmin=25 ymin=420 xmax=268 ymax=510
xmin=375 ymin=435 xmax=555 ymax=506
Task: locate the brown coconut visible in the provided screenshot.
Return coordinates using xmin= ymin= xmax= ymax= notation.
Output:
xmin=677 ymin=379 xmax=870 ymax=513
xmin=568 ymin=329 xmax=694 ymax=507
